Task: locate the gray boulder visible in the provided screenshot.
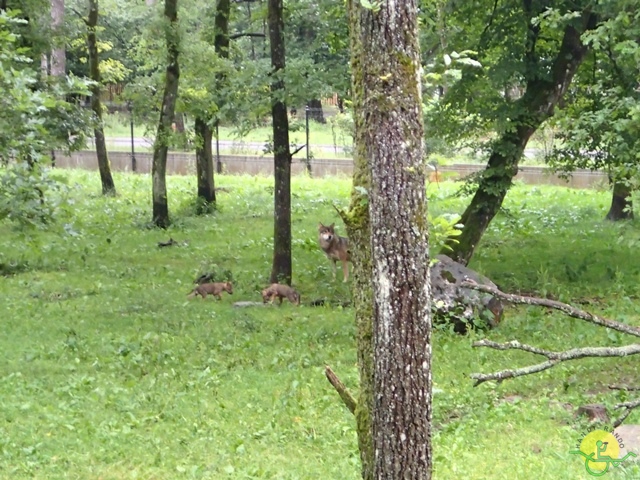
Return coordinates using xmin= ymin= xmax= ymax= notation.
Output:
xmin=430 ymin=254 xmax=503 ymax=333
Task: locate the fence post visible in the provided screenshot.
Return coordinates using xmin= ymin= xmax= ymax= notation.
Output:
xmin=305 ymin=105 xmax=312 ymax=176
xmin=215 ymin=121 xmax=222 ymax=174
xmin=128 ymin=102 xmax=137 ymax=172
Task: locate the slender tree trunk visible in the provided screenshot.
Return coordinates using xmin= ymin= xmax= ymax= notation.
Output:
xmin=87 ymin=0 xmax=116 ymax=196
xmin=50 ymin=0 xmax=65 ymax=76
xmin=606 ymin=179 xmax=634 ymax=220
xmin=443 ymin=18 xmax=596 ymax=265
xmin=345 ymin=1 xmax=373 ymax=477
xmin=307 ymin=98 xmax=325 ymax=123
xmin=356 ymin=1 xmax=432 ymax=478
xmin=268 ymin=0 xmax=292 ymax=285
xmin=213 ymin=0 xmax=230 ymax=175
xmin=193 ymin=0 xmax=230 ymax=212
xmin=194 ymin=117 xmax=215 ymax=212
xmin=152 ymin=0 xmax=180 ymax=228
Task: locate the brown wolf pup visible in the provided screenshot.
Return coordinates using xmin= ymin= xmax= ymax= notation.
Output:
xmin=261 ymin=283 xmax=300 ymax=305
xmin=318 ymin=222 xmax=351 ymax=282
xmin=187 ymin=281 xmax=233 ymax=300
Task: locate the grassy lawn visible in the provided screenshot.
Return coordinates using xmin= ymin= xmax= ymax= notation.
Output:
xmin=1 ymin=171 xmax=640 ymax=478
xmin=103 ymin=113 xmax=353 ymax=151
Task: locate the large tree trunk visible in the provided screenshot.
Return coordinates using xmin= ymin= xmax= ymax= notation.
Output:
xmin=361 ymin=2 xmax=431 ymax=478
xmin=345 ymin=1 xmax=373 ymax=477
xmin=194 ymin=117 xmax=215 ymax=212
xmin=307 ymin=98 xmax=325 ymax=123
xmin=151 ymin=0 xmax=180 ymax=228
xmin=606 ymin=179 xmax=634 ymax=221
xmin=444 ymin=15 xmax=596 ymax=265
xmin=347 ymin=1 xmax=431 ymax=478
xmin=268 ymin=0 xmax=292 ymax=285
xmin=87 ymin=0 xmax=116 ymax=196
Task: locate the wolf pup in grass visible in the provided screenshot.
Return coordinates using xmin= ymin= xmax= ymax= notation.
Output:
xmin=187 ymin=282 xmax=233 ymax=300
xmin=318 ymin=222 xmax=351 ymax=282
xmin=261 ymin=284 xmax=300 ymax=305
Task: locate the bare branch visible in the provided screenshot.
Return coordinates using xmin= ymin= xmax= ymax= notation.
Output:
xmin=325 ymin=366 xmax=356 ymax=415
xmin=613 ymin=397 xmax=640 ymax=428
xmin=69 ymin=7 xmax=89 ymax=25
xmin=461 ymin=280 xmax=640 ymax=338
xmin=609 ymin=385 xmax=640 ymax=392
xmin=470 ymin=340 xmax=640 ymax=386
xmin=290 ymin=144 xmax=306 ymax=156
xmin=229 ymin=32 xmax=266 ymax=40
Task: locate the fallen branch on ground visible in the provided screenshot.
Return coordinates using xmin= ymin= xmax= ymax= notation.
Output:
xmin=614 ymin=397 xmax=640 ymax=428
xmin=609 ymin=385 xmax=640 ymax=392
xmin=469 ymin=340 xmax=640 ymax=386
xmin=325 ymin=366 xmax=356 ymax=415
xmin=460 ymin=280 xmax=640 ymax=338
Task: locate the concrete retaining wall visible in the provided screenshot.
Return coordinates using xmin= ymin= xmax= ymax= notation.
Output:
xmin=53 ymin=150 xmax=609 ymax=189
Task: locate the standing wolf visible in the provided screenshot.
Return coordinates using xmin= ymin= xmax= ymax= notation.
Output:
xmin=318 ymin=222 xmax=351 ymax=282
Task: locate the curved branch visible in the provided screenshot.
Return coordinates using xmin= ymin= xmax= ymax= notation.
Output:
xmin=460 ymin=280 xmax=640 ymax=338
xmin=470 ymin=340 xmax=640 ymax=386
xmin=613 ymin=397 xmax=640 ymax=428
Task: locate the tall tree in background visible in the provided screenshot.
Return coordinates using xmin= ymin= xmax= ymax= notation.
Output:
xmin=193 ymin=0 xmax=231 ymax=213
xmin=86 ymin=0 xmax=116 ymax=195
xmin=50 ymin=0 xmax=65 ymax=75
xmin=341 ymin=0 xmax=431 ymax=478
xmin=151 ymin=0 xmax=180 ymax=228
xmin=268 ymin=0 xmax=293 ymax=285
xmin=430 ymin=3 xmax=598 ymax=265
xmin=544 ymin=3 xmax=640 ymax=222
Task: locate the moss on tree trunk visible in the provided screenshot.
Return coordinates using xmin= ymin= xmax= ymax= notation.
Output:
xmin=443 ymin=18 xmax=596 ymax=265
xmin=348 ymin=1 xmax=431 ymax=478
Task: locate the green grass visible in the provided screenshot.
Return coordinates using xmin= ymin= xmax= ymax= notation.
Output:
xmin=2 ymin=172 xmax=640 ymax=479
xmin=103 ymin=112 xmax=353 ymax=152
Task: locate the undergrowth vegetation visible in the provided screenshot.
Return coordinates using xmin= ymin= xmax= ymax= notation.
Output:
xmin=1 ymin=170 xmax=639 ymax=479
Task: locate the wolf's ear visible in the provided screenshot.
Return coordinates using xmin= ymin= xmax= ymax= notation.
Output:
xmin=318 ymin=222 xmax=324 ymax=229
xmin=329 ymin=223 xmax=335 ymax=230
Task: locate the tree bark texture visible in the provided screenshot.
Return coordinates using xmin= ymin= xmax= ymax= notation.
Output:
xmin=606 ymin=179 xmax=634 ymax=220
xmin=349 ymin=1 xmax=432 ymax=478
xmin=87 ymin=0 xmax=116 ymax=196
xmin=268 ymin=0 xmax=292 ymax=285
xmin=361 ymin=2 xmax=432 ymax=478
xmin=444 ymin=13 xmax=597 ymax=265
xmin=346 ymin=1 xmax=373 ymax=477
xmin=50 ymin=0 xmax=65 ymax=76
xmin=151 ymin=0 xmax=180 ymax=228
xmin=345 ymin=0 xmax=374 ymax=477
xmin=194 ymin=117 xmax=215 ymax=212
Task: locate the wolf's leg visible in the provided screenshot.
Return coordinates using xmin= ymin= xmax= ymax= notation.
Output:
xmin=342 ymin=260 xmax=349 ymax=282
xmin=331 ymin=260 xmax=337 ymax=279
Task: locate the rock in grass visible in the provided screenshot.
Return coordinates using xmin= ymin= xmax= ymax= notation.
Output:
xmin=233 ymin=301 xmax=268 ymax=308
xmin=431 ymin=254 xmax=503 ymax=333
